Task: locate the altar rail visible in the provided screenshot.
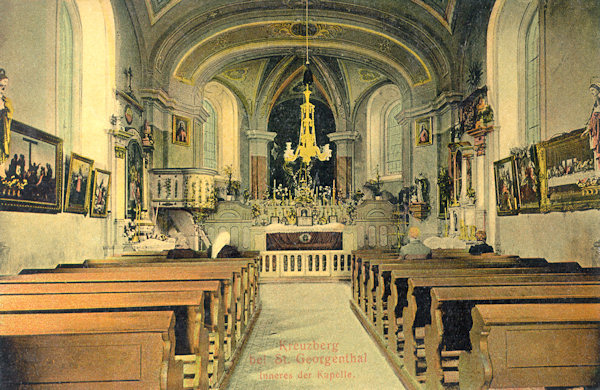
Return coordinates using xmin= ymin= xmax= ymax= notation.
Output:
xmin=259 ymin=251 xmax=353 ymax=278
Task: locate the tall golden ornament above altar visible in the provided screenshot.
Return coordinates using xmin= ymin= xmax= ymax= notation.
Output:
xmin=284 ymin=86 xmax=332 ymax=164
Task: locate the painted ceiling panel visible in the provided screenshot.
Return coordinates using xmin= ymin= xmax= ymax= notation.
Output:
xmin=174 ymin=22 xmax=431 ymax=86
xmin=214 ymin=59 xmax=269 ymax=115
xmin=338 ymin=59 xmax=386 ymax=113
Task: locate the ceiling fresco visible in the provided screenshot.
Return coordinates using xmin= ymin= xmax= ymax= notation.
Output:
xmin=338 ymin=59 xmax=387 ymax=114
xmin=213 ymin=59 xmax=269 ymax=116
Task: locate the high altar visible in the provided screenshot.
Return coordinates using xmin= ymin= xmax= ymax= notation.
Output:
xmin=144 ymin=84 xmax=400 ymax=279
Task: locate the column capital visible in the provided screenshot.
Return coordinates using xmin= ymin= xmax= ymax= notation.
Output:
xmin=328 ymin=131 xmax=359 ymax=143
xmin=245 ymin=130 xmax=277 ymax=142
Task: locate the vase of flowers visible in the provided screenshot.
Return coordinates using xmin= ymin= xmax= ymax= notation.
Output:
xmin=223 ymin=165 xmax=240 ymax=201
xmin=364 ymin=166 xmax=383 ymax=199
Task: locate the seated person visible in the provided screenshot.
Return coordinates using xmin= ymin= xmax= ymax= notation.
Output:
xmin=469 ymin=230 xmax=494 ymax=255
xmin=400 ymin=227 xmax=432 ymax=258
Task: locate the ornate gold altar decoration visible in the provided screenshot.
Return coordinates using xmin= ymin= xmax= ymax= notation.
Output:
xmin=284 ymin=86 xmax=332 ymax=165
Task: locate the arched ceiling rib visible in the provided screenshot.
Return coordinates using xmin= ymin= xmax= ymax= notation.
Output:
xmin=140 ymin=5 xmax=455 ymax=91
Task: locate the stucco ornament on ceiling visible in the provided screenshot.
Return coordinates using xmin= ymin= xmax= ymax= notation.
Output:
xmin=268 ymin=23 xmax=342 ymax=39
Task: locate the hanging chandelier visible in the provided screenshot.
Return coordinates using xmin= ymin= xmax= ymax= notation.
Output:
xmin=283 ymin=0 xmax=331 ymax=164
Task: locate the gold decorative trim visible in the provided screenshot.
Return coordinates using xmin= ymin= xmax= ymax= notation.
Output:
xmin=115 ymin=146 xmax=126 ymax=159
xmin=268 ymin=22 xmax=342 ymax=39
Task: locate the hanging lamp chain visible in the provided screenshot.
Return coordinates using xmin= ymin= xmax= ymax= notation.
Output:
xmin=305 ymin=0 xmax=309 ymax=65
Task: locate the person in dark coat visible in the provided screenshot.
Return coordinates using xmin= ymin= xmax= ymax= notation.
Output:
xmin=469 ymin=230 xmax=494 ymax=255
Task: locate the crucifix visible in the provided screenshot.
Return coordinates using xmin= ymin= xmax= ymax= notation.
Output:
xmin=124 ymin=67 xmax=133 ymax=92
xmin=22 ymin=137 xmax=38 ymax=170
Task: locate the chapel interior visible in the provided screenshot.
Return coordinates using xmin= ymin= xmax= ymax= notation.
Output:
xmin=0 ymin=1 xmax=599 ymax=389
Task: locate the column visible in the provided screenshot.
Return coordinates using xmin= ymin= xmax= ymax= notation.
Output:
xmin=246 ymin=130 xmax=276 ymax=199
xmin=329 ymin=131 xmax=358 ymax=199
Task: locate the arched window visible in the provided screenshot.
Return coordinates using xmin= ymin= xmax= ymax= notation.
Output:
xmin=386 ymin=103 xmax=403 ymax=175
xmin=58 ymin=2 xmax=74 ymax=152
xmin=203 ymin=100 xmax=217 ymax=169
xmin=525 ymin=13 xmax=540 ymax=145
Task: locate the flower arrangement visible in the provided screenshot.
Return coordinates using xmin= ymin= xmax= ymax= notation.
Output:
xmin=364 ymin=166 xmax=383 ymax=197
xmin=223 ymin=165 xmax=241 ymax=196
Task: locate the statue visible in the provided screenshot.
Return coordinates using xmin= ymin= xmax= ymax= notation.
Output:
xmin=582 ymin=82 xmax=600 ymax=171
xmin=0 ymin=69 xmax=13 ymax=165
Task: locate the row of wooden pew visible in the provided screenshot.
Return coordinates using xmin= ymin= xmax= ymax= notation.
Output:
xmin=0 ymin=250 xmax=260 ymax=389
xmin=350 ymin=248 xmax=600 ymax=389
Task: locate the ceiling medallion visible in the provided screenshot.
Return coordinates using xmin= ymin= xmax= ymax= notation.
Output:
xmin=223 ymin=68 xmax=248 ymax=81
xmin=359 ymin=69 xmax=381 ymax=82
xmin=268 ymin=22 xmax=342 ymax=39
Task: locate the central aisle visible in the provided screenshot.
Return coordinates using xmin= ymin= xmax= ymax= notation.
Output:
xmin=226 ymin=282 xmax=405 ymax=389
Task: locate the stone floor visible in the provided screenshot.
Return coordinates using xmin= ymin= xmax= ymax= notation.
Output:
xmin=226 ymin=282 xmax=405 ymax=389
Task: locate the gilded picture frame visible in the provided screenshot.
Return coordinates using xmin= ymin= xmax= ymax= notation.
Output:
xmin=90 ymin=168 xmax=111 ymax=218
xmin=0 ymin=120 xmax=63 ymax=213
xmin=536 ymin=128 xmax=600 ymax=212
xmin=493 ymin=156 xmax=519 ymax=216
xmin=172 ymin=114 xmax=191 ymax=146
xmin=415 ymin=117 xmax=433 ymax=146
xmin=64 ymin=153 xmax=94 ymax=214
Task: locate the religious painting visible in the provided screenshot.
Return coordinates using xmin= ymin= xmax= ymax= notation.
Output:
xmin=536 ymin=128 xmax=600 ymax=212
xmin=415 ymin=116 xmax=432 ymax=146
xmin=64 ymin=153 xmax=94 ymax=214
xmin=0 ymin=120 xmax=63 ymax=213
xmin=514 ymin=145 xmax=541 ymax=213
xmin=127 ymin=141 xmax=144 ymax=219
xmin=90 ymin=169 xmax=111 ymax=218
xmin=493 ymin=156 xmax=519 ymax=216
xmin=172 ymin=114 xmax=191 ymax=146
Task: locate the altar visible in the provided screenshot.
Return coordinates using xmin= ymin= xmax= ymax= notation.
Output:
xmin=258 ymin=222 xmax=352 ymax=279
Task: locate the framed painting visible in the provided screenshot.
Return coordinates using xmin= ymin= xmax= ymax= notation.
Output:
xmin=0 ymin=120 xmax=63 ymax=213
xmin=90 ymin=168 xmax=111 ymax=218
xmin=64 ymin=153 xmax=94 ymax=214
xmin=415 ymin=117 xmax=432 ymax=146
xmin=537 ymin=128 xmax=600 ymax=212
xmin=127 ymin=140 xmax=144 ymax=219
xmin=493 ymin=156 xmax=519 ymax=216
xmin=514 ymin=145 xmax=540 ymax=213
xmin=172 ymin=114 xmax=191 ymax=146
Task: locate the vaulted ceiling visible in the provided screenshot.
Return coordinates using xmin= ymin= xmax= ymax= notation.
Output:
xmin=123 ymin=0 xmax=488 ymax=120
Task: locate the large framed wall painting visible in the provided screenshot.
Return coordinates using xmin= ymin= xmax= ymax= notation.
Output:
xmin=494 ymin=156 xmax=519 ymax=216
xmin=536 ymin=128 xmax=600 ymax=212
xmin=64 ymin=153 xmax=94 ymax=214
xmin=0 ymin=121 xmax=63 ymax=213
xmin=90 ymin=169 xmax=111 ymax=218
xmin=514 ymin=145 xmax=541 ymax=213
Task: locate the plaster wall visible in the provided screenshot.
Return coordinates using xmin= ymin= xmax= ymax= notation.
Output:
xmin=489 ymin=0 xmax=600 ymax=265
xmin=0 ymin=0 xmax=117 ymax=274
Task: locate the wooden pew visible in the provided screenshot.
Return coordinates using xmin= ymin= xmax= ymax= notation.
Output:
xmin=362 ymin=256 xmax=544 ymax=323
xmin=365 ymin=257 xmax=556 ymax=330
xmin=425 ymin=284 xmax=600 ymax=389
xmin=385 ymin=264 xmax=584 ymax=374
xmin=351 ymin=250 xmax=398 ymax=302
xmin=79 ymin=258 xmax=258 ymax=353
xmin=82 ymin=257 xmax=260 ymax=314
xmin=458 ymin=303 xmax=600 ymax=389
xmin=0 ymin=267 xmax=234 ymax=390
xmin=0 ymin=311 xmax=183 ymax=389
xmin=402 ymin=273 xmax=600 ymax=385
xmin=22 ymin=262 xmax=253 ymax=344
xmin=0 ymin=284 xmax=221 ymax=390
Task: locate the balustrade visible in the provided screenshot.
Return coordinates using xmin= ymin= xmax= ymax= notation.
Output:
xmin=259 ymin=250 xmax=351 ymax=278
